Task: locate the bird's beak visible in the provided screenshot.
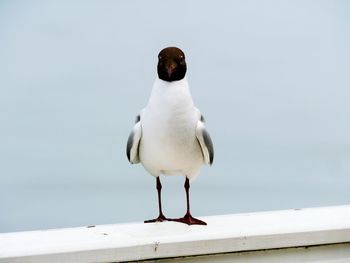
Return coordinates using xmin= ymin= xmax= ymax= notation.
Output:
xmin=167 ymin=63 xmax=176 ymax=78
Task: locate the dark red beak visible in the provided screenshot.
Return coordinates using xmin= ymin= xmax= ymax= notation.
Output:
xmin=167 ymin=63 xmax=176 ymax=78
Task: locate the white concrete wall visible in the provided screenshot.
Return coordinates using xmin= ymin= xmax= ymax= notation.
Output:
xmin=154 ymin=244 xmax=350 ymax=263
xmin=0 ymin=205 xmax=349 ymax=263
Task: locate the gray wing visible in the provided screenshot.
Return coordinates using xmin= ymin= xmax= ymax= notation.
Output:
xmin=126 ymin=114 xmax=142 ymax=164
xmin=195 ymin=114 xmax=214 ymax=165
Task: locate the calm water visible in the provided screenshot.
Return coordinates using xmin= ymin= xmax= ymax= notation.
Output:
xmin=1 ymin=0 xmax=350 ymax=233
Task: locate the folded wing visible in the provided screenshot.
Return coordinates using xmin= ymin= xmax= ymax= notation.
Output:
xmin=126 ymin=115 xmax=142 ymax=164
xmin=195 ymin=114 xmax=214 ymax=165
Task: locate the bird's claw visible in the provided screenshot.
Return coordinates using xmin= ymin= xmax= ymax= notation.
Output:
xmin=144 ymin=214 xmax=169 ymax=223
xmin=169 ymin=213 xmax=207 ymax=225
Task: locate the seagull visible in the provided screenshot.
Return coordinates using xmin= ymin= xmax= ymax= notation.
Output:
xmin=126 ymin=47 xmax=214 ymax=225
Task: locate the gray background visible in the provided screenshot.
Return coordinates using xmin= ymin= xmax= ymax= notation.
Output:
xmin=1 ymin=0 xmax=349 ymax=233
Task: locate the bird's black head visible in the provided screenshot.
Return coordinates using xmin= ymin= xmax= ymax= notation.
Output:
xmin=157 ymin=47 xmax=187 ymax=82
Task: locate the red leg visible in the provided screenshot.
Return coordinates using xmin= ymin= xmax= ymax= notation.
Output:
xmin=144 ymin=177 xmax=169 ymax=223
xmin=171 ymin=177 xmax=207 ymax=225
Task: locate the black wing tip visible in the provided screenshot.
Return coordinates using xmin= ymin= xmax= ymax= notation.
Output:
xmin=126 ymin=143 xmax=131 ymax=163
xmin=126 ymin=131 xmax=134 ymax=163
xmin=127 ymin=151 xmax=131 ymax=162
xmin=135 ymin=114 xmax=140 ymax=123
xmin=128 ymin=114 xmax=140 ymax=163
xmin=202 ymin=129 xmax=214 ymax=166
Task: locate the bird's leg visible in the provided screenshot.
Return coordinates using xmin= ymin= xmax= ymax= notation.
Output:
xmin=171 ymin=177 xmax=207 ymax=225
xmin=144 ymin=176 xmax=168 ymax=223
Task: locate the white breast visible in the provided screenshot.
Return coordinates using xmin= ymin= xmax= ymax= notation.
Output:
xmin=139 ymin=78 xmax=203 ymax=179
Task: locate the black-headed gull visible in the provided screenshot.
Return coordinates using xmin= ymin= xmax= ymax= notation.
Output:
xmin=127 ymin=47 xmax=214 ymax=225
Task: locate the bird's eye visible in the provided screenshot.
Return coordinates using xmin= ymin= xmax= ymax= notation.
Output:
xmin=158 ymin=56 xmax=162 ymax=60
xmin=179 ymin=55 xmax=184 ymax=59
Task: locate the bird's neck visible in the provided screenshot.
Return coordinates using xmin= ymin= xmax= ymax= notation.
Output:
xmin=153 ymin=77 xmax=188 ymax=89
xmin=146 ymin=77 xmax=194 ymax=111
